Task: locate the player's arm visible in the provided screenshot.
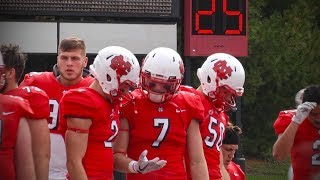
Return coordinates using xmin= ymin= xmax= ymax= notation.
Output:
xmin=113 ymin=117 xmax=166 ymax=174
xmin=65 ymin=117 xmax=92 ymax=180
xmin=15 ymin=117 xmax=36 ymax=180
xmin=112 ymin=117 xmax=133 ymax=172
xmin=273 ymin=102 xmax=317 ymax=161
xmin=27 ymin=118 xmax=50 ymax=180
xmin=220 ymin=150 xmax=230 ymax=180
xmin=272 ymin=124 xmax=299 ymax=161
xmin=187 ymin=119 xmax=209 ymax=180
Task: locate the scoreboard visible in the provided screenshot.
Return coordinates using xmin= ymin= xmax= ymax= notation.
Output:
xmin=184 ymin=0 xmax=248 ymax=57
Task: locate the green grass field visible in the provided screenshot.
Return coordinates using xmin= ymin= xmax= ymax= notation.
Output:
xmin=245 ymin=158 xmax=290 ymax=180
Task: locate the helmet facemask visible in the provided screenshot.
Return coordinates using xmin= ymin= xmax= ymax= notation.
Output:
xmin=210 ymin=84 xmax=242 ymax=111
xmin=141 ymin=70 xmax=181 ymax=103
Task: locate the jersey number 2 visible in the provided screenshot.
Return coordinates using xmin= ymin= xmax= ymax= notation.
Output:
xmin=104 ymin=120 xmax=119 ymax=148
xmin=312 ymin=140 xmax=320 ymax=165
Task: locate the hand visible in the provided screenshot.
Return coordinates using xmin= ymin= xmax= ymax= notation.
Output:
xmin=132 ymin=150 xmax=167 ymax=174
xmin=292 ymin=102 xmax=317 ymax=124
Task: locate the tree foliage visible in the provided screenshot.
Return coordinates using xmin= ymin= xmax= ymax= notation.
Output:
xmin=241 ymin=0 xmax=320 ymax=158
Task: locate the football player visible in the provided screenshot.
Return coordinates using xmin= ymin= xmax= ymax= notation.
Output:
xmin=1 ymin=44 xmax=50 ymax=180
xmin=221 ymin=124 xmax=245 ymax=180
xmin=19 ymin=37 xmax=94 ymax=180
xmin=59 ymin=46 xmax=140 ymax=179
xmin=113 ymin=47 xmax=209 ymax=180
xmin=180 ymin=53 xmax=245 ymax=180
xmin=273 ymin=85 xmax=320 ymax=180
xmin=0 ymin=51 xmax=35 ymax=180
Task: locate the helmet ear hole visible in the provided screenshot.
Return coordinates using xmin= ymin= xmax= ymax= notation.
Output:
xmin=106 ymin=74 xmax=112 ymax=82
xmin=207 ymin=76 xmax=211 ymax=83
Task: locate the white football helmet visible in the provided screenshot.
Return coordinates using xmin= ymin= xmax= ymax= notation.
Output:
xmin=90 ymin=46 xmax=140 ymax=98
xmin=141 ymin=47 xmax=184 ymax=103
xmin=0 ymin=51 xmax=6 ymax=92
xmin=197 ymin=53 xmax=245 ymax=111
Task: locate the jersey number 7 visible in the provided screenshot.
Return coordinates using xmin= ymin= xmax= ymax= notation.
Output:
xmin=152 ymin=118 xmax=170 ymax=147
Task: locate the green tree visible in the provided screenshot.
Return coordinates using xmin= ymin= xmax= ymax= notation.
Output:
xmin=241 ymin=0 xmax=320 ymax=158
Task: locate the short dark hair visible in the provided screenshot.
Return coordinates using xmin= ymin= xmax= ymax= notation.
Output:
xmin=0 ymin=44 xmax=27 ymax=82
xmin=58 ymin=37 xmax=86 ymax=55
xmin=223 ymin=125 xmax=242 ymax=145
xmin=303 ymin=85 xmax=320 ymax=104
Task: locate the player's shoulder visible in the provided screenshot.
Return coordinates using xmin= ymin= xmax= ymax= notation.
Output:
xmin=8 ymin=86 xmax=48 ymax=102
xmin=273 ymin=109 xmax=295 ymax=134
xmin=175 ymin=88 xmax=203 ymax=105
xmin=62 ymin=87 xmax=100 ymax=105
xmin=25 ymin=71 xmax=53 ymax=79
xmin=277 ymin=109 xmax=296 ymax=120
xmin=228 ymin=162 xmax=245 ymax=175
xmin=78 ymin=76 xmax=95 ymax=86
xmin=63 ymin=87 xmax=92 ymax=98
xmin=60 ymin=88 xmax=100 ymax=115
xmin=1 ymin=94 xmax=26 ymax=104
xmin=19 ymin=86 xmax=48 ymax=96
xmin=21 ymin=71 xmax=55 ymax=86
xmin=179 ymin=85 xmax=197 ymax=92
xmin=0 ymin=94 xmax=33 ymax=115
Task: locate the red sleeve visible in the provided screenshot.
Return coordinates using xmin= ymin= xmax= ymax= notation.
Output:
xmin=16 ymin=86 xmax=50 ymax=119
xmin=179 ymin=85 xmax=197 ymax=93
xmin=60 ymin=89 xmax=98 ymax=119
xmin=181 ymin=91 xmax=205 ymax=123
xmin=0 ymin=95 xmax=34 ymax=119
xmin=19 ymin=72 xmax=43 ymax=86
xmin=227 ymin=162 xmax=245 ymax=180
xmin=273 ymin=110 xmax=295 ymax=135
xmin=17 ymin=97 xmax=35 ymax=119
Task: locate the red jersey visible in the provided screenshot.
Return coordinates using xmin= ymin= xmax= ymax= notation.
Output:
xmin=59 ymin=87 xmax=118 ymax=179
xmin=20 ymin=71 xmax=94 ymax=134
xmin=227 ymin=162 xmax=245 ymax=180
xmin=120 ymin=89 xmax=205 ymax=180
xmin=5 ymin=86 xmax=50 ymax=120
xmin=180 ymin=85 xmax=229 ymax=180
xmin=0 ymin=94 xmax=34 ymax=180
xmin=273 ymin=110 xmax=320 ymax=180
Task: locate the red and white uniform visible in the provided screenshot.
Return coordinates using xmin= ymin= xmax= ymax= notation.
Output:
xmin=273 ymin=110 xmax=320 ymax=180
xmin=59 ymin=87 xmax=118 ymax=179
xmin=120 ymin=89 xmax=205 ymax=180
xmin=0 ymin=94 xmax=34 ymax=180
xmin=5 ymin=86 xmax=50 ymax=120
xmin=180 ymin=85 xmax=229 ymax=180
xmin=227 ymin=161 xmax=245 ymax=180
xmin=20 ymin=72 xmax=94 ymax=179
